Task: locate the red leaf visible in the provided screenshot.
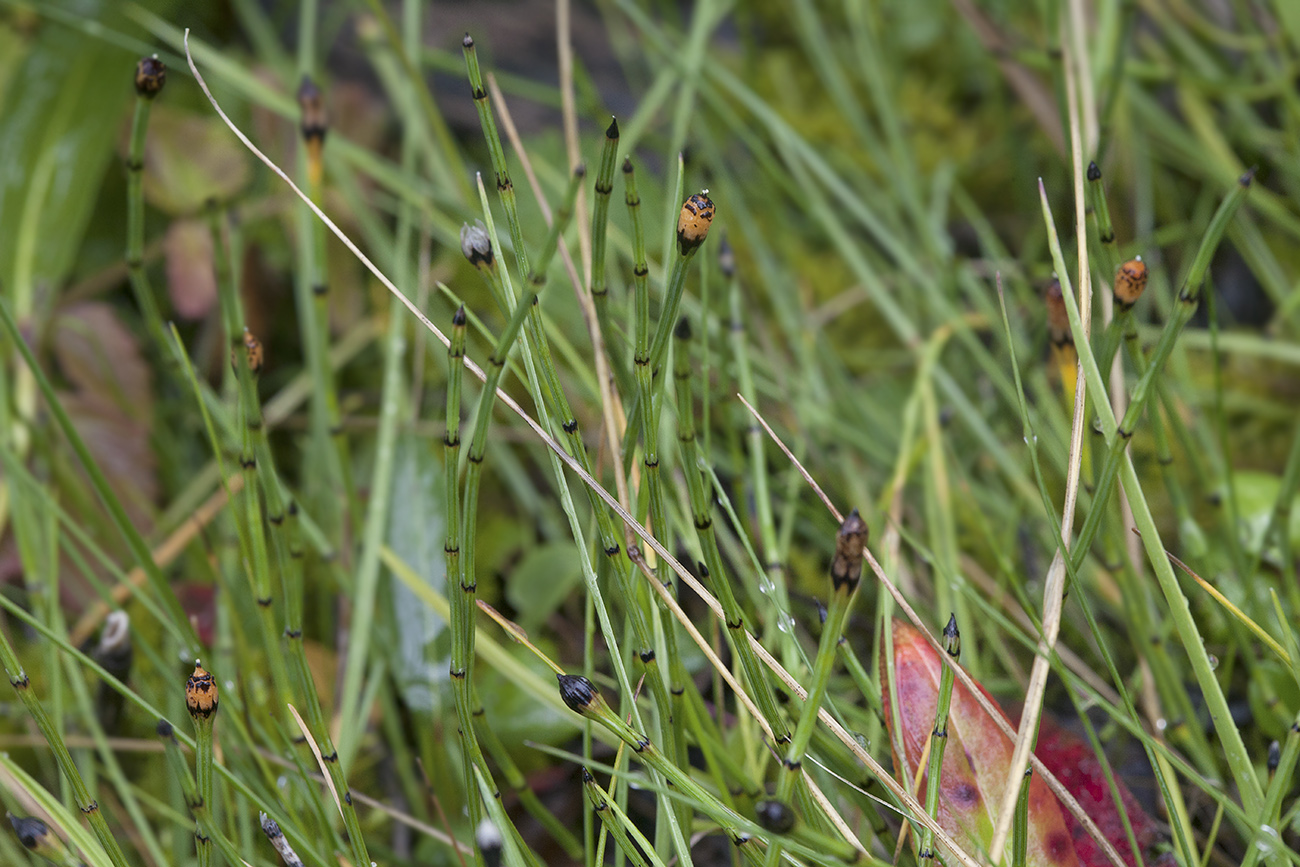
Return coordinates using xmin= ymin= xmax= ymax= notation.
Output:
xmin=883 ymin=619 xmax=1081 ymax=867
xmin=1032 ymin=715 xmax=1171 ymax=867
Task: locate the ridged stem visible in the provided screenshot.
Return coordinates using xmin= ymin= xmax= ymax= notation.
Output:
xmin=918 ymin=616 xmax=960 ymax=862
xmin=673 ymin=316 xmax=790 ymax=744
xmin=0 ymin=628 xmax=132 ymax=867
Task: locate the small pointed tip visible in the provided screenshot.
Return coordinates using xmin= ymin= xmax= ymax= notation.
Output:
xmin=1086 ymin=161 xmax=1101 ymax=182
xmin=622 ymin=156 xmax=633 ymax=174
xmin=675 ymin=316 xmax=692 ymax=340
xmin=697 ymin=560 xmax=709 ymax=578
xmin=155 ymin=718 xmax=174 ymax=737
xmin=606 ymin=117 xmax=619 ymax=139
xmin=816 ymin=598 xmax=828 ymax=624
xmin=462 ymin=32 xmax=474 ymax=48
xmin=944 ymin=613 xmax=959 ymax=637
xmin=452 ymin=305 xmax=467 ymax=326
xmin=1240 ymin=166 xmax=1258 ymax=186
xmin=574 ymin=162 xmax=587 ymax=179
xmin=581 ymin=767 xmax=594 ymax=782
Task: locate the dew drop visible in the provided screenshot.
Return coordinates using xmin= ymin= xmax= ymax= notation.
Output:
xmin=1155 ymin=718 xmax=1168 ymax=732
xmin=1207 ymin=654 xmax=1219 ymax=671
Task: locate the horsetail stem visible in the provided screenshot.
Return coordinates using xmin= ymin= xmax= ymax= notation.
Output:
xmin=185 ymin=661 xmax=218 ymax=867
xmin=557 ymin=674 xmax=865 ymax=867
xmin=444 ymin=302 xmax=489 ymax=834
xmin=1013 ymin=767 xmax=1031 ymax=867
xmin=590 ymin=119 xmax=631 ymax=393
xmin=621 ymin=178 xmax=714 ymax=480
xmin=158 ymin=719 xmax=245 ymax=867
xmin=295 ymin=72 xmax=356 ymax=545
xmin=630 ymin=157 xmax=672 ymax=552
xmin=474 ymin=712 xmax=584 ymax=858
xmin=125 ymin=55 xmax=169 ymax=355
xmin=0 ymin=626 xmax=132 ymax=867
xmin=918 ymin=615 xmax=960 ymax=862
xmin=462 ymin=33 xmax=530 ymax=279
xmin=1044 ymin=171 xmax=1266 ymax=821
xmin=767 ymin=511 xmax=867 ymax=867
xmin=530 ymin=163 xmax=585 ymax=285
xmin=209 ymin=208 xmax=295 ymax=723
xmin=1070 ymin=170 xmax=1255 ymax=577
xmin=582 ymin=768 xmax=653 ymax=867
xmin=726 ymin=245 xmax=793 ymax=655
xmin=673 ymin=316 xmax=790 ymax=743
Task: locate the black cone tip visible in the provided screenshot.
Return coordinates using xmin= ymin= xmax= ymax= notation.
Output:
xmin=1241 ymin=166 xmax=1258 ymax=186
xmin=606 ymin=117 xmax=619 ymax=139
xmin=453 ymin=305 xmax=467 ymax=326
xmin=557 ymin=673 xmax=599 ymax=713
xmin=1086 ymin=161 xmax=1101 ymax=182
xmin=675 ymin=316 xmax=692 ymax=340
xmin=463 ymin=33 xmax=474 ymax=48
xmin=622 ymin=156 xmax=633 ymax=174
xmin=581 ymin=767 xmax=594 ymax=783
xmin=574 ymin=163 xmax=587 ymax=179
xmin=156 ymin=718 xmax=174 ymax=738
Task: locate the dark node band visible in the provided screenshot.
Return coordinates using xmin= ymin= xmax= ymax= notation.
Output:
xmin=285 ymin=629 xmax=303 ymax=639
xmin=257 ymin=597 xmax=273 ymax=607
xmin=563 ymin=419 xmax=579 ymax=433
xmin=639 ymin=649 xmax=655 ymax=663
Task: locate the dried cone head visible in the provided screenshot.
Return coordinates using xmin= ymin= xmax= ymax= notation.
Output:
xmin=297 ymin=75 xmax=328 ymax=143
xmin=134 ymin=55 xmax=166 ymax=99
xmin=830 ymin=508 xmax=869 ymax=592
xmin=676 ymin=190 xmax=715 ymax=255
xmin=1113 ymin=257 xmax=1148 ymax=310
xmin=243 ymin=329 xmax=264 ymax=374
xmin=186 ymin=662 xmax=219 ymax=719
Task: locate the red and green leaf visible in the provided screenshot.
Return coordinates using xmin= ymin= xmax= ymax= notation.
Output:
xmin=882 ymin=619 xmax=1166 ymax=867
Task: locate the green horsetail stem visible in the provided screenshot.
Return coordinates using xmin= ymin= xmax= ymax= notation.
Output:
xmin=919 ymin=615 xmax=960 ymax=862
xmin=126 ymin=56 xmax=169 ymax=355
xmin=0 ymin=626 xmax=132 ymax=867
xmin=766 ymin=511 xmax=867 ymax=867
xmin=457 ymin=189 xmax=593 ymax=866
xmin=620 ymin=181 xmax=714 ymax=485
xmin=1013 ymin=767 xmax=1032 ymax=867
xmin=1044 ymin=171 xmax=1266 ymax=823
xmin=589 ymin=119 xmax=633 ymax=396
xmin=185 ymin=663 xmax=218 ymax=867
xmin=1070 ymin=169 xmax=1254 ymax=577
xmin=555 ymin=675 xmax=867 ymax=867
xmin=209 ymin=210 xmax=297 ymax=728
xmin=295 ymin=73 xmax=357 ymax=536
xmin=582 ymin=768 xmax=655 ymax=867
xmin=630 ymin=157 xmax=672 ymax=556
xmin=461 ymin=46 xmax=677 ymax=743
xmin=158 ymin=719 xmax=245 ymax=867
xmin=462 ymin=33 xmax=530 ymax=279
xmin=673 ymin=316 xmax=790 ymax=744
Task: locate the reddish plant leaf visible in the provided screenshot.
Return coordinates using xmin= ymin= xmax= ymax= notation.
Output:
xmin=882 ymin=619 xmax=1081 ymax=867
xmin=1032 ymin=715 xmax=1171 ymax=867
xmin=51 ymin=302 xmax=157 ymax=531
xmin=164 ymin=218 xmax=217 ymax=320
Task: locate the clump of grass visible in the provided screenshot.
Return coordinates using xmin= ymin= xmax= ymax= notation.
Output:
xmin=2 ymin=4 xmax=1299 ymax=867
